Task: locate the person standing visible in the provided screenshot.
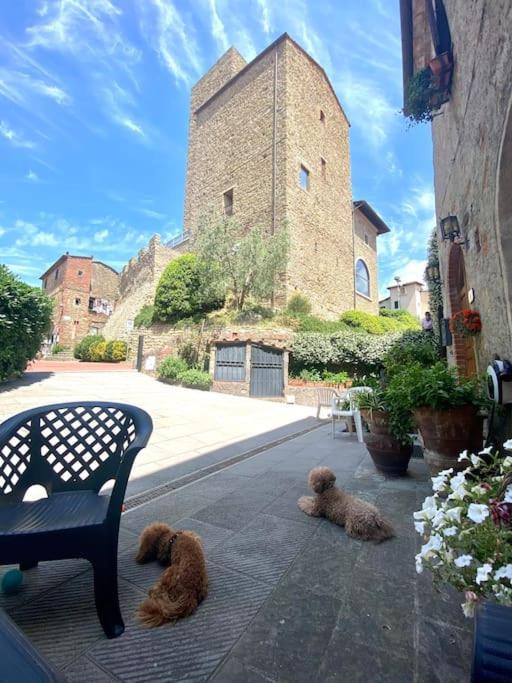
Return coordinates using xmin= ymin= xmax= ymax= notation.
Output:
xmin=421 ymin=311 xmax=434 ymax=332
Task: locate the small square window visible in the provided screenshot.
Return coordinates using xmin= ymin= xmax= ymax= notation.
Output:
xmin=364 ymin=233 xmax=369 ymax=245
xmin=74 ymin=297 xmax=81 ymax=306
xmin=321 ymin=157 xmax=326 ymax=179
xmin=78 ymin=270 xmax=83 ymax=276
xmin=223 ymin=189 xmax=234 ymax=216
xmin=299 ymin=165 xmax=309 ymax=191
xmin=320 ymin=110 xmax=325 ymax=123
xmin=42 ymin=279 xmax=47 ymax=289
xmin=394 ymin=301 xmax=399 ymax=309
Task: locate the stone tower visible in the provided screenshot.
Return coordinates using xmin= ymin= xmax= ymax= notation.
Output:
xmin=184 ymin=33 xmax=377 ymax=318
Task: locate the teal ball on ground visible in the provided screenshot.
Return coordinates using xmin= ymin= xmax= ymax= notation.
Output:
xmin=1 ymin=569 xmax=24 ymax=595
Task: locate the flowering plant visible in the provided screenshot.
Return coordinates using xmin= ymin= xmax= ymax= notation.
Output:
xmin=450 ymin=309 xmax=482 ymax=337
xmin=414 ymin=439 xmax=512 ymax=617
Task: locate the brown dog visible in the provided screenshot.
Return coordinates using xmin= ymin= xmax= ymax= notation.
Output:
xmin=136 ymin=522 xmax=208 ymax=626
xmin=298 ymin=467 xmax=394 ymax=542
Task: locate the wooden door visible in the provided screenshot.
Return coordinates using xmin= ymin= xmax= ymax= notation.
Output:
xmin=454 ymin=255 xmax=477 ymax=377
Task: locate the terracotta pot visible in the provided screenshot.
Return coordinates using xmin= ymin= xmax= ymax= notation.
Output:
xmin=360 ymin=410 xmax=413 ymax=477
xmin=429 ymin=51 xmax=453 ymax=90
xmin=414 ymin=405 xmax=483 ymax=476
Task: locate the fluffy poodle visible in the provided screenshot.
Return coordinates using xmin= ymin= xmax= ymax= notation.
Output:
xmin=298 ymin=467 xmax=394 ymax=542
xmin=136 ymin=522 xmax=208 ymax=627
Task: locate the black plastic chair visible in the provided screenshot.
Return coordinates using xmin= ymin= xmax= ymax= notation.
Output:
xmin=0 ymin=402 xmax=153 ymax=639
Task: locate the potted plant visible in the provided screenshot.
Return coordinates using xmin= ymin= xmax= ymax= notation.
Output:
xmin=356 ymin=388 xmax=414 ymax=476
xmin=451 ymin=309 xmax=482 ymax=337
xmin=429 ymin=51 xmax=453 ymax=92
xmin=403 ymin=68 xmax=438 ymax=125
xmin=397 ymin=362 xmax=488 ymax=476
xmin=414 ymin=440 xmax=512 ymax=621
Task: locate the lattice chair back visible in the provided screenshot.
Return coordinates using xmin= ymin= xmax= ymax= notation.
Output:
xmin=0 ymin=402 xmax=152 ymax=505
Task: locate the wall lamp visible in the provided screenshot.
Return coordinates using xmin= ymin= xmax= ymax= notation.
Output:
xmin=425 ymin=264 xmax=442 ymax=284
xmin=440 ymin=215 xmax=469 ymax=247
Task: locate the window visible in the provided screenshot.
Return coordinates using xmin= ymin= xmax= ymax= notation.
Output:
xmin=42 ymin=279 xmax=46 ymax=289
xmin=78 ymin=270 xmax=83 ymax=276
xmin=355 ymin=259 xmax=370 ymax=298
xmin=321 ymin=157 xmax=326 ymax=179
xmin=394 ymin=301 xmax=399 ymax=309
xmin=74 ymin=297 xmax=81 ymax=306
xmin=54 ymin=268 xmax=59 ymax=280
xmin=223 ymin=189 xmax=234 ymax=216
xmin=299 ymin=165 xmax=309 ymax=191
xmin=364 ymin=233 xmax=369 ymax=245
xmin=320 ymin=109 xmax=325 ymax=124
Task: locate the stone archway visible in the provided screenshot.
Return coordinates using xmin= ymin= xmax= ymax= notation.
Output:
xmin=448 ymin=243 xmax=477 ymax=377
xmin=496 ymin=92 xmax=512 ymax=341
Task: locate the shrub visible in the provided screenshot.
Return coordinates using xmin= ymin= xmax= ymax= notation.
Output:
xmin=286 ymin=293 xmax=312 ymax=316
xmin=0 ymin=265 xmax=53 ymax=381
xmin=322 ymin=370 xmax=349 ymax=385
xmin=134 ymin=304 xmax=155 ymax=328
xmin=105 ymin=340 xmax=128 ymax=362
xmin=178 ymin=341 xmax=198 ymax=368
xmin=158 ymin=355 xmax=188 ymax=381
xmin=89 ymin=340 xmax=108 ymax=362
xmin=51 ymin=343 xmax=67 ymax=354
xmin=382 ymin=334 xmax=439 ymax=378
xmin=340 ymin=309 xmax=420 ymax=335
xmin=176 ymin=368 xmax=213 ymax=391
xmin=154 ymin=254 xmax=223 ymax=322
xmin=379 ymin=308 xmax=421 ymax=329
xmin=403 ymin=67 xmax=437 ymax=125
xmin=74 ymin=335 xmax=104 ymax=360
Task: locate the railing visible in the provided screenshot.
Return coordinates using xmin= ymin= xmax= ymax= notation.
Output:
xmin=166 ymin=231 xmax=190 ymax=249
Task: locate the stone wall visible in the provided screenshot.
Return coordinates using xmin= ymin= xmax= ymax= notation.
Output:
xmin=102 ymin=235 xmax=178 ymax=340
xmin=353 ymin=209 xmax=379 ymax=313
xmin=91 ymin=261 xmax=119 ymax=302
xmin=431 ymin=0 xmax=512 ymax=372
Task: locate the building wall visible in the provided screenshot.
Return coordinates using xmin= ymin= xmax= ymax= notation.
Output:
xmin=183 ymin=35 xmax=354 ymax=320
xmin=91 ymin=262 xmax=119 ymax=301
xmin=386 ymin=283 xmax=426 ymax=319
xmin=353 ymin=210 xmax=379 ymax=313
xmin=431 ymin=0 xmax=512 ymax=372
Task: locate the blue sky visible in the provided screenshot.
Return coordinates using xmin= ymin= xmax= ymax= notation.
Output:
xmin=0 ymin=0 xmax=434 ymax=299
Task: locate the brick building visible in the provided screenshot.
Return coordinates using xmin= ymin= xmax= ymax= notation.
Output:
xmin=41 ymin=254 xmax=119 ymax=348
xmin=182 ymin=33 xmax=389 ymax=318
xmin=400 ymin=0 xmax=512 ymax=377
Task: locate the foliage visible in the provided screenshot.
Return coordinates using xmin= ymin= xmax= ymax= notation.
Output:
xmin=379 ymin=308 xmax=421 ymax=328
xmin=154 ymin=254 xmax=223 ymax=323
xmin=279 ymin=313 xmax=349 ymax=333
xmin=176 ymin=368 xmax=213 ymax=391
xmin=382 ymin=334 xmax=439 ymax=379
xmin=51 ymin=343 xmax=67 ymax=354
xmin=425 ymin=229 xmax=443 ymax=345
xmin=340 ymin=309 xmax=420 ymax=335
xmin=392 ymin=361 xmax=489 ymax=411
xmin=451 ymin=309 xmax=482 ymax=337
xmin=178 ymin=341 xmax=200 ymax=368
xmin=322 ymin=370 xmax=349 ymax=384
xmin=193 ymin=214 xmax=289 ymax=311
xmin=286 ymin=293 xmax=312 ymax=316
xmin=74 ymin=335 xmax=126 ymax=362
xmin=403 ymin=67 xmax=438 ymax=125
xmin=356 ymin=387 xmax=415 ymax=445
xmin=134 ymin=304 xmax=155 ymax=328
xmin=0 ymin=265 xmax=53 ymax=381
xmin=414 ymin=443 xmax=512 ymax=617
xmin=158 ymin=355 xmax=188 ymax=381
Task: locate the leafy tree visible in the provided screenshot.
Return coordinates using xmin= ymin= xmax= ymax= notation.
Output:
xmin=0 ymin=265 xmax=53 ymax=381
xmin=286 ymin=293 xmax=312 ymax=316
xmin=154 ymin=253 xmax=223 ymax=322
xmin=193 ymin=215 xmax=289 ymax=311
xmin=425 ymin=228 xmax=443 ymax=346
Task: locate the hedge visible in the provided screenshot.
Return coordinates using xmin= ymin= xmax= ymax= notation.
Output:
xmin=176 ymin=368 xmax=212 ymax=391
xmin=0 ymin=265 xmax=53 ymax=381
xmin=158 ymin=356 xmax=188 ymax=381
xmin=340 ymin=309 xmax=420 ymax=335
xmin=290 ymin=329 xmax=428 ymax=377
xmin=74 ymin=335 xmax=127 ymax=362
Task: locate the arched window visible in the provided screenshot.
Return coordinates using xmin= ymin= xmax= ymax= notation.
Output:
xmin=355 ymin=259 xmax=370 ymax=297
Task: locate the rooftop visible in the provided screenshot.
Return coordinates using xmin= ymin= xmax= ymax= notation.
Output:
xmin=353 ymin=200 xmax=391 ymax=235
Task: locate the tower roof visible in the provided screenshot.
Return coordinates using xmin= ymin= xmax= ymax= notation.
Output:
xmin=353 ymin=200 xmax=390 ymax=235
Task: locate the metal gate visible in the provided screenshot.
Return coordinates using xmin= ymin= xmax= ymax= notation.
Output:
xmin=250 ymin=345 xmax=284 ymax=397
xmin=214 ymin=343 xmax=246 ymax=381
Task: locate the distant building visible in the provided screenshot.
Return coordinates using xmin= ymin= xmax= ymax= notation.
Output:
xmin=183 ymin=33 xmax=389 ymax=317
xmin=379 ymin=280 xmax=430 ymax=319
xmin=40 ymin=254 xmax=119 ymax=348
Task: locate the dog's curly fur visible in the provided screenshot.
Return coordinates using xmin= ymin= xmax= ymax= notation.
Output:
xmin=298 ymin=467 xmax=394 ymax=542
xmin=136 ymin=522 xmax=208 ymax=627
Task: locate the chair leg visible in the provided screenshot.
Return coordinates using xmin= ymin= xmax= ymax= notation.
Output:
xmin=354 ymin=411 xmax=363 ymax=443
xmin=19 ymin=560 xmax=38 ymax=571
xmin=316 ymin=404 xmax=321 ymax=419
xmin=92 ymin=541 xmax=124 ymax=639
xmin=332 ymin=415 xmax=335 ymax=438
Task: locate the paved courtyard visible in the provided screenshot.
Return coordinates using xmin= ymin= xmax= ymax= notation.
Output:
xmin=0 ymin=416 xmax=472 ymax=681
xmin=0 ymin=370 xmax=317 ymax=498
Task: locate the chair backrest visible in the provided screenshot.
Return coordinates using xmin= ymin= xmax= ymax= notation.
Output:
xmin=0 ymin=402 xmax=152 ymax=505
xmin=346 ymin=386 xmax=374 ymax=411
xmin=317 ymin=388 xmax=339 ymax=406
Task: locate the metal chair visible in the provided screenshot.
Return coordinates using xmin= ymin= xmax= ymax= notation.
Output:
xmin=316 ymin=387 xmax=341 ymax=419
xmin=331 ymin=387 xmax=373 ymax=442
xmin=0 ymin=402 xmax=153 ymax=639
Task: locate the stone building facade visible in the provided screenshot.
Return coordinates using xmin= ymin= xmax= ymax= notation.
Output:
xmin=183 ymin=33 xmax=388 ymax=318
xmin=400 ymin=0 xmax=512 ymax=376
xmin=380 ymin=281 xmax=430 ymax=320
xmin=40 ymin=254 xmax=119 ymax=348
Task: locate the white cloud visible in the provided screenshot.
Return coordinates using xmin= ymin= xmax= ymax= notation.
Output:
xmin=100 ymin=82 xmax=146 ymax=138
xmin=0 ymin=68 xmax=72 ymax=108
xmin=94 ymin=229 xmax=109 ymax=242
xmin=256 ymin=0 xmax=271 ymax=35
xmin=0 ymin=227 xmax=5 ymax=237
xmin=0 ymin=120 xmax=36 ymax=148
xmin=209 ymin=0 xmax=229 ymax=51
xmin=25 ymin=169 xmax=40 ymax=182
xmin=139 ymin=208 xmax=165 ymax=219
xmin=387 ymin=259 xmax=427 ymax=287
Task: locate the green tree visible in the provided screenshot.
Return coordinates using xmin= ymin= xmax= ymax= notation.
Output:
xmin=193 ymin=214 xmax=289 ymax=311
xmin=0 ymin=265 xmax=53 ymax=381
xmin=154 ymin=253 xmax=222 ymax=322
xmin=425 ymin=228 xmax=443 ymax=346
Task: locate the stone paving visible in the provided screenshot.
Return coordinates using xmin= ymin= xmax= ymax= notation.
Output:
xmin=0 ymin=425 xmax=473 ymax=682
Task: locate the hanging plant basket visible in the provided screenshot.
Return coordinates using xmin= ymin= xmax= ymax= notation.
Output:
xmin=450 ymin=309 xmax=482 ymax=337
xmin=429 ymin=51 xmax=453 ymax=92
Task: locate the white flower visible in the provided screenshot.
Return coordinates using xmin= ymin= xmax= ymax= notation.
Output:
xmin=502 ymin=456 xmax=512 ymax=468
xmin=445 ymin=507 xmax=463 ymax=523
xmin=419 ymin=534 xmax=444 ymax=560
xmin=455 ymin=554 xmax=473 ymax=568
xmin=476 ymin=563 xmax=493 ymax=585
xmin=448 ymin=483 xmax=469 ymax=501
xmin=443 ymin=526 xmax=457 ymax=537
xmin=414 ymin=521 xmax=425 ymax=535
xmin=432 ymin=473 xmax=449 ymax=492
xmin=504 ymin=485 xmax=512 ymax=504
xmin=494 ymin=565 xmax=512 ymax=581
xmin=503 ymin=439 xmax=512 ymax=451
xmin=467 ymin=503 xmax=490 ymax=524
xmin=431 ymin=510 xmax=448 ymax=528
xmin=458 ymin=450 xmax=469 ymax=463
xmin=471 ymin=484 xmax=489 ymax=496
xmin=438 ymin=467 xmax=454 ymax=477
xmin=462 ymin=599 xmax=476 ymax=618
xmin=479 ymin=446 xmax=493 ymax=456
xmin=470 ymin=454 xmax=483 ymax=467
xmin=415 ymin=554 xmax=423 ymax=574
